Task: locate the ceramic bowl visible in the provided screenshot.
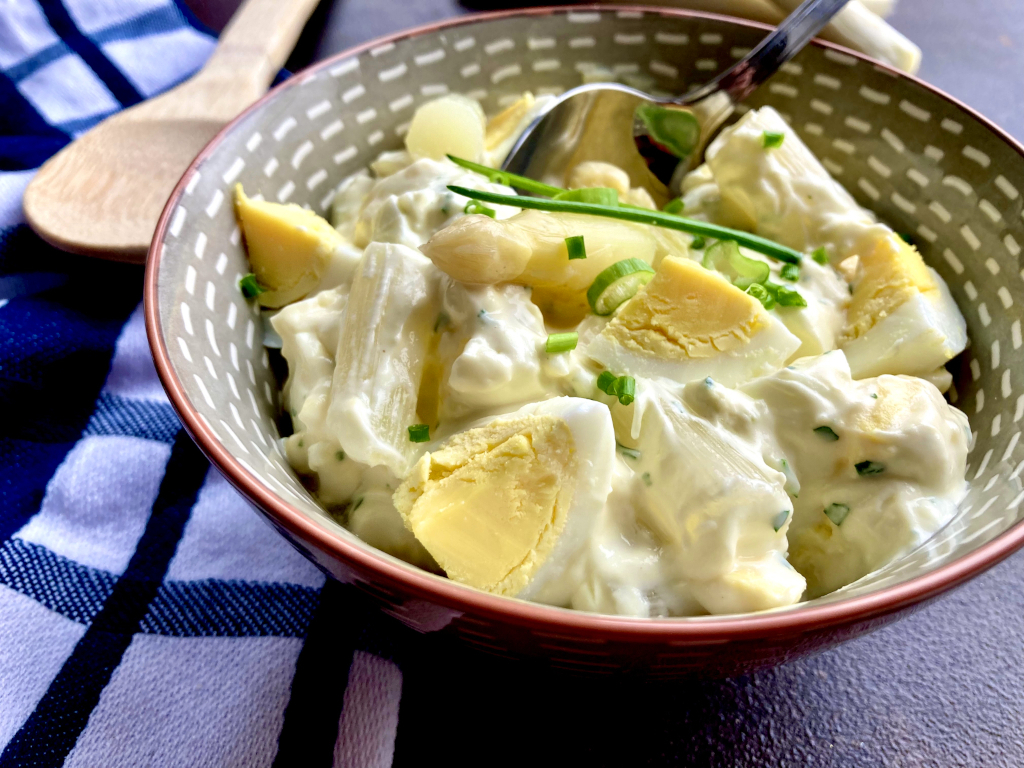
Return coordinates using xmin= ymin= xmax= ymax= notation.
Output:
xmin=146 ymin=6 xmax=1024 ymax=676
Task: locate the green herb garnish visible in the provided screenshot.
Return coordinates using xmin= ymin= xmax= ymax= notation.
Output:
xmin=464 ymin=200 xmax=496 ymax=218
xmin=635 ymin=103 xmax=702 ymax=159
xmin=586 ymin=258 xmax=655 ymax=315
xmin=565 ymin=235 xmax=587 ymax=260
xmin=824 ymin=503 xmax=851 ymax=526
xmin=664 ymin=197 xmax=685 ymax=215
xmin=446 ymin=154 xmax=564 ymax=196
xmin=703 ymin=239 xmax=770 ymax=289
xmin=766 ymin=282 xmax=808 ymax=308
xmin=447 ymin=185 xmax=803 ymax=264
xmin=597 ymin=370 xmax=618 ymax=395
xmin=641 ymin=472 xmax=653 ymax=487
xmin=814 ymin=426 xmax=840 ymax=441
xmin=555 ymin=187 xmax=618 ymax=206
xmin=408 ymin=424 xmax=430 ymax=443
xmin=617 ymin=443 xmax=641 ymax=460
xmin=811 ymin=246 xmax=829 ymax=265
xmin=545 ymin=332 xmax=578 ymax=354
xmin=239 ymin=273 xmax=266 ymax=299
xmin=614 ymin=375 xmax=636 ymax=406
xmin=898 ymin=232 xmax=915 ymax=246
xmin=772 ymin=509 xmax=790 ymax=532
xmin=690 ymin=235 xmax=706 ymax=250
xmin=780 ymin=263 xmax=800 ymax=282
xmin=746 ymin=283 xmax=776 ymax=310
xmin=855 ymin=460 xmax=885 ymax=476
xmin=762 ymin=130 xmax=785 ymax=149
xmin=335 ymin=450 xmax=345 ymax=461
xmin=598 ymin=371 xmax=637 ymax=405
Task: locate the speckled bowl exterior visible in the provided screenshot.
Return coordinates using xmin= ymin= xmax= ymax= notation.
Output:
xmin=146 ymin=6 xmax=1024 ymax=676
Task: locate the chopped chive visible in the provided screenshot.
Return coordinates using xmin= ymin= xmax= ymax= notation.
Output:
xmin=545 ymin=332 xmax=578 ymax=354
xmin=746 ymin=283 xmax=776 ymax=310
xmin=870 ymin=393 xmax=878 ymax=399
xmin=778 ymin=457 xmax=800 ymax=497
xmin=824 ymin=503 xmax=851 ymax=526
xmin=641 ymin=471 xmax=653 ymax=487
xmin=664 ymin=197 xmax=685 ymax=215
xmin=555 ymin=187 xmax=619 ymax=206
xmin=855 ymin=460 xmax=885 ymax=476
xmin=814 ymin=426 xmax=840 ymax=441
xmin=433 ymin=312 xmax=450 ymax=332
xmin=464 ymin=200 xmax=496 ymax=217
xmin=565 ymin=235 xmax=587 ymax=260
xmin=597 ymin=370 xmax=618 ymax=395
xmin=811 ymin=246 xmax=829 ymax=265
xmin=446 ymin=154 xmax=565 ymax=197
xmin=239 ymin=273 xmax=266 ymax=299
xmin=762 ymin=131 xmax=786 ymax=149
xmin=898 ymin=232 xmax=915 ymax=245
xmin=690 ymin=235 xmax=706 ymax=250
xmin=447 ymin=185 xmax=803 ymax=264
xmin=772 ymin=509 xmax=790 ymax=532
xmin=780 ymin=263 xmax=800 ymax=282
xmin=617 ymin=443 xmax=641 ymax=460
xmin=408 ymin=424 xmax=430 ymax=443
xmin=766 ymin=282 xmax=808 ymax=308
xmin=613 ymin=375 xmax=636 ymax=406
xmin=335 ymin=450 xmax=345 ymax=461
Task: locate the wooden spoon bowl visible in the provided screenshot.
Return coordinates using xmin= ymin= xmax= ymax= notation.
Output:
xmin=23 ymin=0 xmax=320 ymax=263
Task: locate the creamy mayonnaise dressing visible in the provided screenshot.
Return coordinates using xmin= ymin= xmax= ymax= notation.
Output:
xmin=246 ymin=96 xmax=971 ymax=618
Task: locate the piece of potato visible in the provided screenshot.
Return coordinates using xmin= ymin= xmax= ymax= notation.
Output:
xmin=405 ymin=94 xmax=486 ymax=163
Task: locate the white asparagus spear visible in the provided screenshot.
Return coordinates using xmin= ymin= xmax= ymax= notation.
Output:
xmin=770 ymin=0 xmax=921 ymax=73
xmin=856 ymin=0 xmax=896 ymax=18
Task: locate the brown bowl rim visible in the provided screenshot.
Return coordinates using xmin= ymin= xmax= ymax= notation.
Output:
xmin=146 ymin=4 xmax=1024 ymax=643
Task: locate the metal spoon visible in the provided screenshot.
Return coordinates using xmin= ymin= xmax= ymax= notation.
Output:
xmin=503 ymin=0 xmax=851 ymax=201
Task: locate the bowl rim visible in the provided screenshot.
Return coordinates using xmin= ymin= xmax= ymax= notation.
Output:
xmin=146 ymin=4 xmax=1024 ymax=642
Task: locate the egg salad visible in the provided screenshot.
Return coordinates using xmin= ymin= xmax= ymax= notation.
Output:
xmin=234 ymin=93 xmax=971 ymax=617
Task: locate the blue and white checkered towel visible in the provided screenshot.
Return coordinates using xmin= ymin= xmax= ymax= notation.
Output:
xmin=0 ymin=3 xmax=415 ymax=765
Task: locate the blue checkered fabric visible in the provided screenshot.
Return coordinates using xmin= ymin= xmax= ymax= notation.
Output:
xmin=0 ymin=3 xmax=414 ymax=765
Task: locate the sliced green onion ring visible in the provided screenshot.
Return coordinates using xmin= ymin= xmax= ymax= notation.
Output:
xmin=239 ymin=273 xmax=266 ymax=299
xmin=613 ymin=375 xmax=636 ymax=405
xmin=702 ymin=240 xmax=770 ymax=289
xmin=463 ymin=200 xmax=496 ymax=218
xmin=586 ymin=258 xmax=656 ymax=315
xmin=596 ymin=371 xmax=618 ymax=394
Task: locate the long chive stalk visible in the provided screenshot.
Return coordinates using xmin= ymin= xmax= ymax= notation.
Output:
xmin=446 ymin=155 xmax=565 ymax=197
xmin=447 ymin=185 xmax=803 ymax=264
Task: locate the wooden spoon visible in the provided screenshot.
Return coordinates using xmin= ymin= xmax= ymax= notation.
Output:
xmin=23 ymin=0 xmax=321 ymax=263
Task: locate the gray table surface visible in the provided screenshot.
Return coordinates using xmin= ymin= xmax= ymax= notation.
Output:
xmin=190 ymin=1 xmax=1024 ymax=764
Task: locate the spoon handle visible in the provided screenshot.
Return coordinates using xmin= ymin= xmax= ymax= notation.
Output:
xmin=200 ymin=0 xmax=322 ymax=91
xmin=681 ymin=0 xmax=852 ymax=105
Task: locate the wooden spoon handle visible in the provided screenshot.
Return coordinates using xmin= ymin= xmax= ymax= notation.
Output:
xmin=200 ymin=0 xmax=322 ymax=91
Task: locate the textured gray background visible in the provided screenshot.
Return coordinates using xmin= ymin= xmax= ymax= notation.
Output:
xmin=186 ymin=1 xmax=1024 ymax=764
